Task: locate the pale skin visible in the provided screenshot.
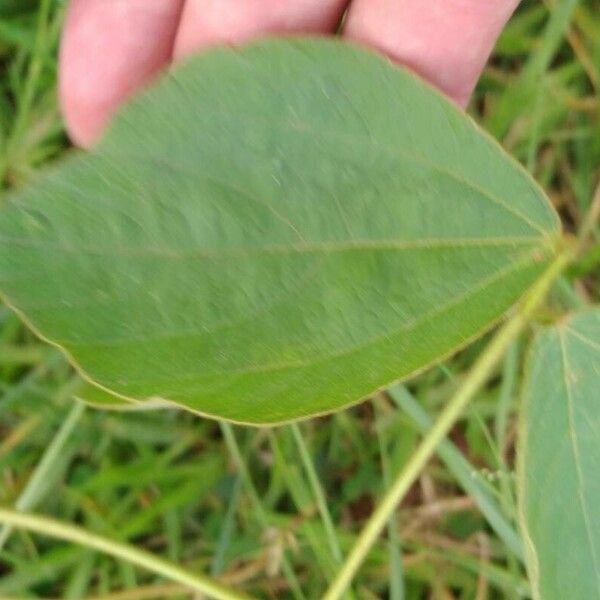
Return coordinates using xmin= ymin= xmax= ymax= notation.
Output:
xmin=60 ymin=0 xmax=521 ymax=147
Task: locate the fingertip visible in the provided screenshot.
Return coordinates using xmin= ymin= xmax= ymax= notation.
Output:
xmin=344 ymin=0 xmax=520 ymax=106
xmin=59 ymin=0 xmax=184 ymax=147
xmin=59 ymin=54 xmax=110 ymax=148
xmin=58 ymin=0 xmax=107 ymax=147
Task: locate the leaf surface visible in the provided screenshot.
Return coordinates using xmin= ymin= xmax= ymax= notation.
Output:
xmin=0 ymin=39 xmax=560 ymax=423
xmin=519 ymin=309 xmax=600 ymax=599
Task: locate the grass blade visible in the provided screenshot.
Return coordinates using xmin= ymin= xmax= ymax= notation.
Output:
xmin=0 ymin=401 xmax=85 ymax=549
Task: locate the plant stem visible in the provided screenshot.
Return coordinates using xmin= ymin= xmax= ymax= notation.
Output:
xmin=290 ymin=423 xmax=343 ymax=564
xmin=322 ymin=252 xmax=570 ymax=600
xmin=0 ymin=508 xmax=253 ymax=600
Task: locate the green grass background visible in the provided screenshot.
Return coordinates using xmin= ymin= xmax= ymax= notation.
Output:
xmin=0 ymin=0 xmax=598 ymax=598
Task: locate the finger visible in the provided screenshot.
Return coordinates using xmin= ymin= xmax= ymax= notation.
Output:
xmin=59 ymin=0 xmax=184 ymax=147
xmin=174 ymin=0 xmax=349 ymax=59
xmin=343 ymin=0 xmax=519 ymax=107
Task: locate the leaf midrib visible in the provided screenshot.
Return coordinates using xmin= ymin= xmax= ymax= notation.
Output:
xmin=0 ymin=234 xmax=545 ymax=258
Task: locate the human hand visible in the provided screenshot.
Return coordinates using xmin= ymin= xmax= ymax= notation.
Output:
xmin=60 ymin=0 xmax=519 ymax=147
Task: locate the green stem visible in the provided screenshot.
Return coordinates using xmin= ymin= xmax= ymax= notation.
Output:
xmin=290 ymin=423 xmax=343 ymax=565
xmin=0 ymin=508 xmax=253 ymax=600
xmin=322 ymin=252 xmax=570 ymax=600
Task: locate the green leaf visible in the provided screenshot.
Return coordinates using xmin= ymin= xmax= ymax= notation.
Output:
xmin=0 ymin=39 xmax=560 ymax=424
xmin=519 ymin=309 xmax=600 ymax=599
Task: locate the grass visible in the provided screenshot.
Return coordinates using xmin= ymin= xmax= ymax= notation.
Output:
xmin=0 ymin=0 xmax=598 ymax=598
